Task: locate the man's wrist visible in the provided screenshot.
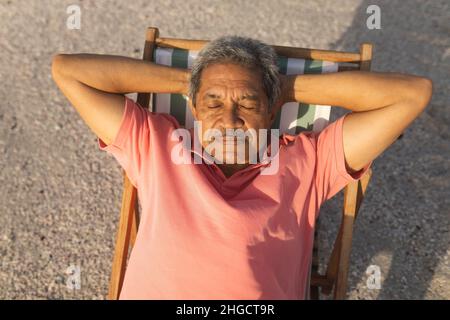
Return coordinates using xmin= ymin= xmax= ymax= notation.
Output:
xmin=169 ymin=67 xmax=190 ymax=95
xmin=180 ymin=69 xmax=190 ymax=95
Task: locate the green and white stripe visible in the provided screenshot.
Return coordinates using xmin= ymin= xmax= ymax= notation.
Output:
xmin=152 ymin=47 xmax=338 ymax=135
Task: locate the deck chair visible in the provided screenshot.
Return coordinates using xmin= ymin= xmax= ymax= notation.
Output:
xmin=107 ymin=27 xmax=376 ymax=300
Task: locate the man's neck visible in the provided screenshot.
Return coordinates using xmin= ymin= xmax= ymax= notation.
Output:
xmin=217 ymin=163 xmax=250 ymax=178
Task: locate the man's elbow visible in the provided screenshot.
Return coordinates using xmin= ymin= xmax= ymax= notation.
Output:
xmin=51 ymin=54 xmax=71 ymax=80
xmin=409 ymin=76 xmax=433 ymax=109
xmin=51 ymin=54 xmax=63 ymax=80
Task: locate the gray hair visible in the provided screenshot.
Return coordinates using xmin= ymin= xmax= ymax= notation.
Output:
xmin=188 ymin=35 xmax=281 ymax=111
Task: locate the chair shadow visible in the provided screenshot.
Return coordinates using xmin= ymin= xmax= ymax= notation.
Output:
xmin=319 ymin=0 xmax=450 ymax=299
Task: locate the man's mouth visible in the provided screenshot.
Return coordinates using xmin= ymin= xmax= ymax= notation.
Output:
xmin=207 ymin=135 xmax=246 ymax=144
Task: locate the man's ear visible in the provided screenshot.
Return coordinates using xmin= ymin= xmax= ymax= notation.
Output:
xmin=268 ymin=104 xmax=280 ymax=126
xmin=187 ymin=98 xmax=197 ymax=119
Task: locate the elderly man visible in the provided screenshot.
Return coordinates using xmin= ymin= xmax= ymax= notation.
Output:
xmin=51 ymin=36 xmax=432 ymax=300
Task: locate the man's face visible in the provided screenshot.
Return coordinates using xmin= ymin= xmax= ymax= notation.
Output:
xmin=189 ymin=62 xmax=275 ymax=165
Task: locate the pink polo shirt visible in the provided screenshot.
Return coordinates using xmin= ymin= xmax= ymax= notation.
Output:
xmin=98 ymin=96 xmax=371 ymax=300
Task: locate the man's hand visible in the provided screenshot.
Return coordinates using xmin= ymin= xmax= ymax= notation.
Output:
xmin=278 ymin=73 xmax=289 ymax=104
xmin=270 ymin=73 xmax=289 ymax=116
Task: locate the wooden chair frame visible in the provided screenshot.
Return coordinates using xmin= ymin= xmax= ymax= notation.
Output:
xmin=108 ymin=27 xmax=374 ymax=300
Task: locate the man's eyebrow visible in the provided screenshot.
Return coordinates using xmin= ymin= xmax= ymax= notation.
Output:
xmin=202 ymin=93 xmax=259 ymax=101
xmin=239 ymin=94 xmax=259 ymax=101
xmin=203 ymin=93 xmax=222 ymax=100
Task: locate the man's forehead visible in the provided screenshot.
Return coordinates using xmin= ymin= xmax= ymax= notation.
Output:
xmin=202 ymin=91 xmax=260 ymax=101
xmin=199 ymin=63 xmax=264 ymax=97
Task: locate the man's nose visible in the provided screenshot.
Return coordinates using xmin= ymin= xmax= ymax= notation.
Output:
xmin=221 ymin=106 xmax=244 ymax=130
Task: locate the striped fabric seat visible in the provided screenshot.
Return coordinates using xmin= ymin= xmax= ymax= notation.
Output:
xmin=151 ymin=47 xmax=339 ymax=135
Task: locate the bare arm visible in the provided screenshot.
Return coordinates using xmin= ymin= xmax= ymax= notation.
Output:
xmin=279 ymin=71 xmax=433 ymax=172
xmin=51 ymin=53 xmax=190 ymax=145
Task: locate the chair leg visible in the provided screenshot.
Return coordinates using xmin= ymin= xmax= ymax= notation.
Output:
xmin=333 ymin=210 xmax=356 ymax=299
xmin=108 ymin=172 xmax=138 ymax=300
xmin=319 ymin=168 xmax=372 ymax=298
xmin=333 ymin=168 xmax=373 ymax=299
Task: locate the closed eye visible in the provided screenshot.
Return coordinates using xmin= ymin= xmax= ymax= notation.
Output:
xmin=239 ymin=104 xmax=256 ymax=110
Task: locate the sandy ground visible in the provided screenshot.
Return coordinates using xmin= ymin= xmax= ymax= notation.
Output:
xmin=0 ymin=0 xmax=449 ymax=299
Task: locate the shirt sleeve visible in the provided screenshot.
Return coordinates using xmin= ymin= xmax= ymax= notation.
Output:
xmin=314 ymin=113 xmax=372 ymax=205
xmin=97 ymin=96 xmax=151 ymax=188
